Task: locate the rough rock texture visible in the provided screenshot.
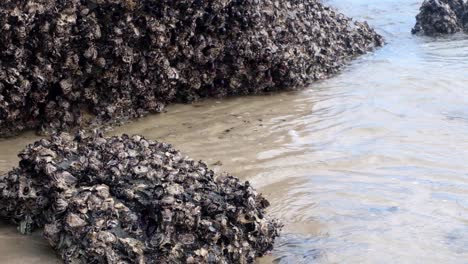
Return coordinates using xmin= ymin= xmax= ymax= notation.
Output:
xmin=0 ymin=133 xmax=280 ymax=263
xmin=412 ymin=0 xmax=468 ymax=35
xmin=0 ymin=0 xmax=383 ymax=137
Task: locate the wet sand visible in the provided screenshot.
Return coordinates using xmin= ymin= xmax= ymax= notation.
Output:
xmin=0 ymin=222 xmax=60 ymax=264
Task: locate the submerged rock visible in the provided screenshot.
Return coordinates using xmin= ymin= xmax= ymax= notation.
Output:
xmin=0 ymin=0 xmax=383 ymax=137
xmin=412 ymin=0 xmax=468 ymax=35
xmin=0 ymin=133 xmax=281 ymax=263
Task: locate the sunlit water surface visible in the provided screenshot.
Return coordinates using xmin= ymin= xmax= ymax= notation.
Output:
xmin=1 ymin=0 xmax=468 ymax=263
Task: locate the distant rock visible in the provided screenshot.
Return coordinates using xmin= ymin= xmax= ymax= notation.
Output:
xmin=412 ymin=0 xmax=467 ymax=35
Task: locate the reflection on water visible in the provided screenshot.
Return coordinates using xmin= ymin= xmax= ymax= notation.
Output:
xmin=1 ymin=0 xmax=468 ymax=263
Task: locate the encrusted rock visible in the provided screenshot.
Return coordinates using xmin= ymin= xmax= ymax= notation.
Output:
xmin=412 ymin=0 xmax=468 ymax=35
xmin=0 ymin=0 xmax=383 ymax=137
xmin=0 ymin=132 xmax=281 ymax=263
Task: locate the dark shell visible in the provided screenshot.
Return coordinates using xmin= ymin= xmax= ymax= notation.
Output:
xmin=0 ymin=132 xmax=281 ymax=263
xmin=0 ymin=0 xmax=383 ymax=137
xmin=412 ymin=0 xmax=468 ymax=35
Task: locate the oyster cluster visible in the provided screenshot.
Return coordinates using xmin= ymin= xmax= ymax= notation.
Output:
xmin=0 ymin=133 xmax=281 ymax=263
xmin=0 ymin=0 xmax=383 ymax=137
xmin=412 ymin=0 xmax=468 ymax=35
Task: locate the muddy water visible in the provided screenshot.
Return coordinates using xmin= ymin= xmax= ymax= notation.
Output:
xmin=2 ymin=0 xmax=468 ymax=263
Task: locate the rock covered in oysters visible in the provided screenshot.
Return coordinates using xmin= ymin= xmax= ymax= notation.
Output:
xmin=0 ymin=133 xmax=281 ymax=263
xmin=412 ymin=0 xmax=468 ymax=35
xmin=0 ymin=0 xmax=383 ymax=137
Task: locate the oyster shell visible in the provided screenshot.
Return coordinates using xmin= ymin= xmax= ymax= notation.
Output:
xmin=0 ymin=0 xmax=383 ymax=137
xmin=412 ymin=0 xmax=468 ymax=35
xmin=0 ymin=132 xmax=281 ymax=263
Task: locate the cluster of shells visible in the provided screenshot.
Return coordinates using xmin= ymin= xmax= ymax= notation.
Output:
xmin=412 ymin=0 xmax=468 ymax=35
xmin=0 ymin=0 xmax=383 ymax=137
xmin=0 ymin=132 xmax=281 ymax=263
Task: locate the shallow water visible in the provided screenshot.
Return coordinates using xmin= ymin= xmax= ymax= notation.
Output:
xmin=1 ymin=0 xmax=468 ymax=263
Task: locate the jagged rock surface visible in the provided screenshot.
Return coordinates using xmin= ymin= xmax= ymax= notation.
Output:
xmin=0 ymin=0 xmax=383 ymax=137
xmin=412 ymin=0 xmax=468 ymax=35
xmin=0 ymin=133 xmax=281 ymax=263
